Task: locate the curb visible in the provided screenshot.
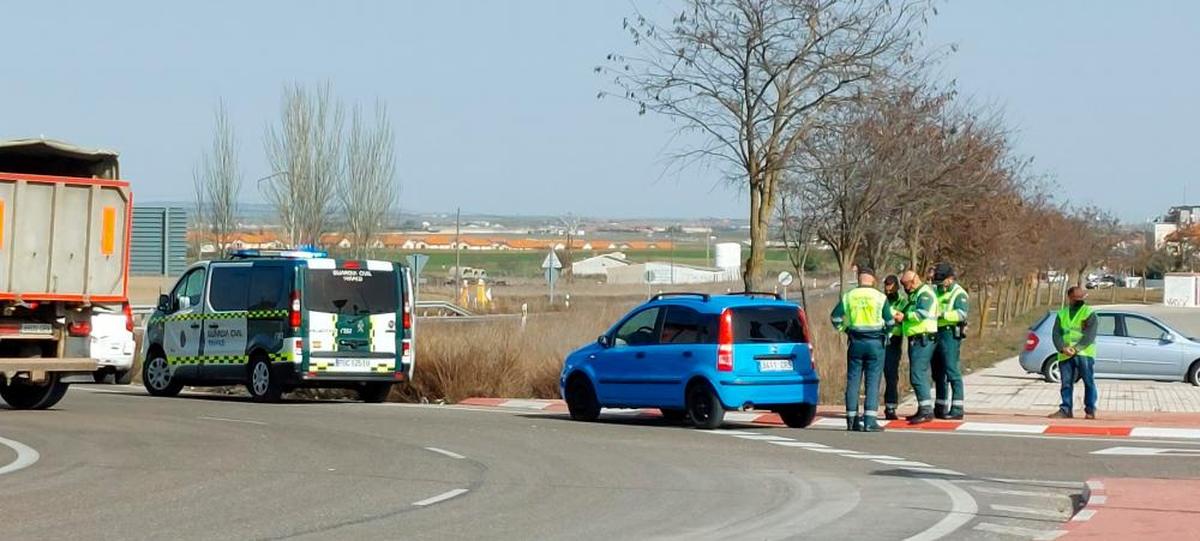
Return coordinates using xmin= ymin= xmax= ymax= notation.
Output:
xmin=1069 ymin=480 xmax=1104 ymax=526
xmin=458 ymin=398 xmax=1200 ymax=440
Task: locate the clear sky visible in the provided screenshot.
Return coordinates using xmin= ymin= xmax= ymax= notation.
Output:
xmin=2 ymin=1 xmax=1196 ymax=222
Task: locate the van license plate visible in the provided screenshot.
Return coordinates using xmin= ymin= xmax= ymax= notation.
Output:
xmin=758 ymin=359 xmax=793 ymax=372
xmin=334 ymin=358 xmax=371 ymax=369
xmin=21 ymin=324 xmax=53 ymax=335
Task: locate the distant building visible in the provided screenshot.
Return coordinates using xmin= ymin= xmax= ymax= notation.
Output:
xmin=1150 ymin=205 xmax=1200 ymax=249
xmin=571 ymin=252 xmax=630 ymax=278
xmin=607 ymin=262 xmax=736 ymax=285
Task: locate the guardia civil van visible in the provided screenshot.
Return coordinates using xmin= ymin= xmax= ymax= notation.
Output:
xmin=142 ymin=249 xmax=414 ymax=402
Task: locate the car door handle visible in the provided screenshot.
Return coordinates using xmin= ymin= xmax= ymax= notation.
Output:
xmin=1126 ymin=340 xmax=1138 ymax=346
xmin=635 ymin=352 xmax=646 ymax=359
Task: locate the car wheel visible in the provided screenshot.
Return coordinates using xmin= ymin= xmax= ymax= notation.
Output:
xmin=565 ymin=376 xmax=600 ymax=421
xmin=0 ymin=346 xmax=70 ymax=410
xmin=114 ymin=369 xmax=134 ymax=385
xmin=777 ymin=404 xmax=817 ymax=428
xmin=93 ymin=370 xmax=112 ymax=384
xmin=686 ymin=382 xmax=725 ymax=430
xmin=142 ymin=352 xmax=183 ymax=397
xmin=1041 ymin=357 xmax=1061 ymax=384
xmin=1188 ymin=361 xmax=1200 ymax=387
xmin=247 ymin=357 xmax=284 ymax=402
xmin=358 ymin=382 xmax=393 ymax=403
xmin=660 ymin=408 xmax=688 ymax=425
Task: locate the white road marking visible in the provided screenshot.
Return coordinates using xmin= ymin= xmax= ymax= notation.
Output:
xmin=0 ymin=436 xmax=40 ymax=476
xmin=768 ymin=441 xmax=829 ymax=449
xmin=1071 ymin=509 xmax=1097 ymax=522
xmin=733 ymin=434 xmax=794 ymax=442
xmin=197 ymin=416 xmax=268 ymax=426
xmin=807 ymin=447 xmax=857 ymax=454
xmin=501 ymin=400 xmax=554 ymax=410
xmin=846 ymin=454 xmax=903 ymax=460
xmin=874 ymin=459 xmax=934 ymax=468
xmin=984 ymin=478 xmax=1088 ymax=489
xmin=1086 ymin=480 xmax=1105 ymax=490
xmin=1089 ymin=495 xmax=1107 ymax=505
xmin=1092 ymin=446 xmax=1200 ymax=457
xmin=412 ymin=488 xmax=469 ymax=507
xmin=990 ymin=504 xmax=1067 ymax=519
xmin=1129 ymin=427 xmax=1200 ymax=440
xmin=956 ymin=422 xmax=1047 ymax=434
xmin=974 ymin=522 xmax=1066 ymax=540
xmin=812 ymin=418 xmax=848 ymax=428
xmin=701 ymin=430 xmax=758 ymax=436
xmin=905 ymin=478 xmax=979 ymax=541
xmin=424 ymin=447 xmax=466 ymax=460
xmin=968 ymin=486 xmax=1068 ymax=499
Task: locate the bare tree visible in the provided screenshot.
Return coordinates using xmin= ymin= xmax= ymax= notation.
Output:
xmin=264 ymin=83 xmax=344 ymax=246
xmin=193 ymin=101 xmax=242 ymax=257
xmin=602 ymin=0 xmax=928 ymax=289
xmin=340 ymin=101 xmax=398 ymax=259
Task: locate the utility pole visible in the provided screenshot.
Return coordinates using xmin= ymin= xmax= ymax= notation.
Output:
xmin=455 ymin=207 xmax=462 ymax=303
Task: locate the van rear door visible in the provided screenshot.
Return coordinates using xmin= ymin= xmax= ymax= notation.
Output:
xmin=304 ymin=260 xmax=401 ymax=375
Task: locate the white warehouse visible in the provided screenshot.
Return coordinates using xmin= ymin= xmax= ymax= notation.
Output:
xmin=571 ymin=252 xmax=630 ymax=278
xmin=607 ymin=262 xmax=737 ymax=285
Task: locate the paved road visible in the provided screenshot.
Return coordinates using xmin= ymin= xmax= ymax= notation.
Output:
xmin=2 ymin=387 xmax=1194 ymax=540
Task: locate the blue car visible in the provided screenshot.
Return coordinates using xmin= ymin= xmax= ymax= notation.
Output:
xmin=559 ymin=292 xmax=820 ymax=429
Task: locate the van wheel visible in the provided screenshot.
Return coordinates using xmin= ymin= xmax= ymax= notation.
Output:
xmin=247 ymin=358 xmax=284 ymax=402
xmin=143 ymin=353 xmax=183 ymax=397
xmin=777 ymin=404 xmax=817 ymax=428
xmin=358 ymin=382 xmax=393 ymax=403
xmin=1188 ymin=361 xmax=1200 ymax=386
xmin=565 ymin=376 xmax=600 ymax=421
xmin=686 ymin=382 xmax=725 ymax=430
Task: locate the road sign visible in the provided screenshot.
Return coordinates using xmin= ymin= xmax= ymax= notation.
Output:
xmin=778 ymin=271 xmax=794 ymax=287
xmin=545 ymin=266 xmax=560 ymax=303
xmin=542 ymin=250 xmax=562 ymax=270
xmin=644 ymin=270 xmax=656 ymax=283
xmin=406 ymin=254 xmax=430 ymax=277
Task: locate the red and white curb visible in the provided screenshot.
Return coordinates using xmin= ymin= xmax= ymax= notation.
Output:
xmin=1071 ymin=480 xmax=1105 ymax=525
xmin=458 ymin=398 xmax=1200 ymax=440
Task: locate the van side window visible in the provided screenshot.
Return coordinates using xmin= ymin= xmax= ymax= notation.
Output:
xmin=248 ymin=267 xmax=288 ymax=311
xmin=208 ymin=266 xmax=251 ymax=312
xmin=173 ymin=268 xmax=207 ymax=311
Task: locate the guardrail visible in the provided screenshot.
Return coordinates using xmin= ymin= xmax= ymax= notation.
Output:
xmin=131 ymin=300 xmax=498 ymax=323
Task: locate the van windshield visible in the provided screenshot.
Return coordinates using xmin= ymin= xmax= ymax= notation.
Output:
xmin=305 ymin=268 xmax=399 ymax=315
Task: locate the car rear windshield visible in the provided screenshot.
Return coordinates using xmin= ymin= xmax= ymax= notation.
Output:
xmin=304 ymin=268 xmax=399 ymax=315
xmin=732 ymin=306 xmax=807 ymax=344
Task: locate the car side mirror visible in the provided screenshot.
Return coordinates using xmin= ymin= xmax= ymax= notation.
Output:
xmin=157 ymin=294 xmax=172 ymax=313
xmin=1161 ymin=332 xmax=1174 ymax=343
xmin=597 ymin=335 xmax=612 ymax=348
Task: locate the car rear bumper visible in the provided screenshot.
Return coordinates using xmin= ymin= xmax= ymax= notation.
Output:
xmin=94 ymin=354 xmax=134 ymax=370
xmin=716 ymin=376 xmax=819 ymax=409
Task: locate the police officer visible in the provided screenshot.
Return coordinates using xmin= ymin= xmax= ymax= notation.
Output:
xmin=899 ymin=269 xmax=939 ymax=424
xmin=830 ymin=268 xmax=893 ymax=432
xmin=882 ymin=275 xmax=907 ymax=420
xmin=931 ymin=263 xmax=969 ymax=420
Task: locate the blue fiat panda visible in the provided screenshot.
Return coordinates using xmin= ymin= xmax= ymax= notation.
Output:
xmin=560 ymin=293 xmax=819 ymax=429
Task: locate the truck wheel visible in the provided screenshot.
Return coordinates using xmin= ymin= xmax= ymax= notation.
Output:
xmin=1 ymin=374 xmax=70 ymax=410
xmin=247 ymin=358 xmax=284 ymax=402
xmin=358 ymin=382 xmax=393 ymax=403
xmin=143 ymin=353 xmax=183 ymax=397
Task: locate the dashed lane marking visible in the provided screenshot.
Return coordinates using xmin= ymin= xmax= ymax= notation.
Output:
xmin=412 ymin=488 xmax=469 ymax=507
xmin=846 ymin=454 xmax=903 ymax=460
xmin=733 ymin=434 xmax=795 ymax=441
xmin=767 ymin=441 xmax=830 ymax=449
xmin=0 ymin=436 xmax=40 ymax=476
xmin=424 ymin=447 xmax=466 ymax=460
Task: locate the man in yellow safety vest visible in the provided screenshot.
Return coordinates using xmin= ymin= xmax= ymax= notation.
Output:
xmin=830 ymin=268 xmax=895 ymax=432
xmin=1049 ymin=286 xmax=1099 ymax=419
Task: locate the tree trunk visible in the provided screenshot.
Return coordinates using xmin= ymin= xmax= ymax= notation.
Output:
xmin=1142 ymin=273 xmax=1148 ymax=303
xmin=977 ymin=282 xmax=991 ymax=339
xmin=745 ymin=182 xmax=769 ymax=291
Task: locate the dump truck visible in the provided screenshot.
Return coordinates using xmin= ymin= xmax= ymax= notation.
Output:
xmin=0 ymin=139 xmax=132 ymax=409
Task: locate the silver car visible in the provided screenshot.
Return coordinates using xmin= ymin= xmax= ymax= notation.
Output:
xmin=1019 ymin=309 xmax=1200 ymax=385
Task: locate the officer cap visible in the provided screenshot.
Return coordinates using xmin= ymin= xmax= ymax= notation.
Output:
xmin=933 ymin=263 xmax=955 ymax=281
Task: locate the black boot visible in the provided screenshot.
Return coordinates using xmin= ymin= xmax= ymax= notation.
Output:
xmin=884 ymin=408 xmax=899 ymax=421
xmin=908 ymin=407 xmax=934 ymax=425
xmin=863 ymin=416 xmax=885 ymax=432
xmin=946 ymin=408 xmax=964 ymax=420
xmin=934 ymin=404 xmax=949 ymax=419
xmin=846 ymin=416 xmax=858 ymax=432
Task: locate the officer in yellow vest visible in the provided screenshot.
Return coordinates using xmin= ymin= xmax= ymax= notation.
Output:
xmin=931 ymin=263 xmax=969 ymax=420
xmin=882 ymin=275 xmax=907 ymax=420
xmin=830 ymin=268 xmax=894 ymax=432
xmin=1050 ymin=286 xmax=1099 ymax=419
xmin=899 ymin=269 xmax=939 ymax=424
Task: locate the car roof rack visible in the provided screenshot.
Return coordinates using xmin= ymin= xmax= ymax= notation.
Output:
xmin=650 ymin=292 xmax=711 ymax=302
xmin=728 ymin=291 xmax=782 ymax=300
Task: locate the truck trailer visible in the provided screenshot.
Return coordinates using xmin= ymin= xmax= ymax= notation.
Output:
xmin=0 ymin=139 xmax=132 ymax=409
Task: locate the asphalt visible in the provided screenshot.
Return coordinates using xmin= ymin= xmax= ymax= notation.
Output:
xmin=2 ymin=386 xmax=1194 ymax=540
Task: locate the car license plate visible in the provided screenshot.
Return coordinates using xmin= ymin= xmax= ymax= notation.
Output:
xmin=21 ymin=324 xmax=53 ymax=335
xmin=758 ymin=359 xmax=793 ymax=372
xmin=333 ymin=358 xmax=371 ymax=369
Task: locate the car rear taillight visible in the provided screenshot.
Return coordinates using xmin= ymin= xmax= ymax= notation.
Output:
xmin=123 ymin=303 xmax=134 ymax=332
xmin=402 ymin=299 xmax=412 ymax=331
xmin=290 ymin=290 xmax=302 ymax=329
xmin=717 ymin=308 xmax=734 ymax=372
xmin=68 ymin=320 xmax=92 ymax=337
xmin=1024 ymin=332 xmax=1039 ymax=352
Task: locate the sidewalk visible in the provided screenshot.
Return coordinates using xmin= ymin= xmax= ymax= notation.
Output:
xmin=936 ymin=356 xmax=1200 ymax=413
xmin=1066 ymin=478 xmax=1200 ymax=539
